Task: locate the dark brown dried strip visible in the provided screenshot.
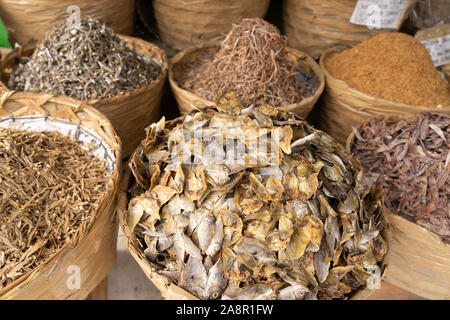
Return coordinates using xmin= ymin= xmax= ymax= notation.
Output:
xmin=0 ymin=129 xmax=109 ymax=287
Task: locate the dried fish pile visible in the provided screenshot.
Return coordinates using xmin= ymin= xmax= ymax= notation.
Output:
xmin=8 ymin=18 xmax=162 ymax=100
xmin=0 ymin=129 xmax=109 ymax=288
xmin=351 ymin=111 xmax=450 ymax=243
xmin=176 ymin=18 xmax=315 ymax=108
xmin=127 ymin=93 xmax=387 ymax=300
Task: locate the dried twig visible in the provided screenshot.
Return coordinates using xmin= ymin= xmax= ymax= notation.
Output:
xmin=0 ymin=129 xmax=109 ymax=287
xmin=351 ymin=111 xmax=450 ymax=243
xmin=9 ymin=18 xmax=162 ymax=101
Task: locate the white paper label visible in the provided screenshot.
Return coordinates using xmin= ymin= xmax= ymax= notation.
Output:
xmin=350 ymin=0 xmax=410 ymax=29
xmin=421 ymin=35 xmax=450 ymax=67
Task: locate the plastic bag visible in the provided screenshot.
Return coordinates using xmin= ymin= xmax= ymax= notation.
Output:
xmin=409 ymin=0 xmax=450 ymax=30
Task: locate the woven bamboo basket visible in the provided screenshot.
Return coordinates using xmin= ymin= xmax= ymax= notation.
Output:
xmin=152 ymin=0 xmax=270 ymax=51
xmin=116 ymin=143 xmax=390 ymax=300
xmin=169 ymin=43 xmax=325 ymax=119
xmin=283 ymin=0 xmax=417 ymax=59
xmin=0 ymin=0 xmax=135 ymax=45
xmin=0 ymin=35 xmax=168 ymax=159
xmin=316 ymin=46 xmax=450 ymax=145
xmin=0 ymin=91 xmax=121 ymax=300
xmin=346 ymin=118 xmax=450 ymax=300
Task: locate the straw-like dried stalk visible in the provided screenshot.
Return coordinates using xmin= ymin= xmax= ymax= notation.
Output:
xmin=0 ymin=129 xmax=110 ymax=288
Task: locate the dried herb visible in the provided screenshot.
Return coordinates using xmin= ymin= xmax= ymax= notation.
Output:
xmin=8 ymin=18 xmax=162 ymax=101
xmin=127 ymin=93 xmax=387 ymax=300
xmin=177 ymin=18 xmax=315 ymax=108
xmin=351 ymin=111 xmax=450 ymax=243
xmin=0 ymin=129 xmax=110 ymax=287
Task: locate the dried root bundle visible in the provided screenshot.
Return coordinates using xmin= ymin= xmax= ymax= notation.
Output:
xmin=8 ymin=18 xmax=162 ymax=101
xmin=351 ymin=111 xmax=450 ymax=243
xmin=0 ymin=129 xmax=110 ymax=287
xmin=177 ymin=18 xmax=315 ymax=108
xmin=127 ymin=93 xmax=388 ymax=300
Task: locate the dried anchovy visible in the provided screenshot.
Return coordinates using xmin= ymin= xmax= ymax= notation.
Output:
xmin=9 ymin=18 xmax=162 ymax=101
xmin=0 ymin=129 xmax=109 ymax=287
xmin=127 ymin=93 xmax=387 ymax=300
xmin=177 ymin=18 xmax=315 ymax=108
xmin=351 ymin=111 xmax=450 ymax=243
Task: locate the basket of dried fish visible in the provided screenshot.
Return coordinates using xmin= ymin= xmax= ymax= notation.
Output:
xmin=152 ymin=0 xmax=270 ymax=51
xmin=0 ymin=18 xmax=168 ymax=159
xmin=346 ymin=111 xmax=450 ymax=300
xmin=0 ymin=0 xmax=135 ymax=45
xmin=0 ymin=91 xmax=121 ymax=300
xmin=169 ymin=18 xmax=324 ymax=119
xmin=117 ymin=93 xmax=389 ymax=300
xmin=317 ymin=33 xmax=450 ymax=145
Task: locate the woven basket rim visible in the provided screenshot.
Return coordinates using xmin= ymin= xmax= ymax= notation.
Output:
xmin=0 ymin=90 xmax=122 ymax=297
xmin=168 ymin=42 xmax=325 ymax=113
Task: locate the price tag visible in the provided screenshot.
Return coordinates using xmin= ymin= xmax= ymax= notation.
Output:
xmin=350 ymin=0 xmax=413 ymax=29
xmin=421 ymin=35 xmax=450 ymax=67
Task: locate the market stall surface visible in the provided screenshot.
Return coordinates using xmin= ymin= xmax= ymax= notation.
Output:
xmin=108 ymin=227 xmax=163 ymax=300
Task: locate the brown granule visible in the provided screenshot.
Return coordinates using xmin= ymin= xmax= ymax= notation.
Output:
xmin=325 ymin=32 xmax=450 ymax=107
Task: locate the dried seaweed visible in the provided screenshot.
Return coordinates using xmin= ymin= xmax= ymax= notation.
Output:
xmin=127 ymin=93 xmax=387 ymax=300
xmin=8 ymin=18 xmax=162 ymax=101
xmin=176 ymin=18 xmax=315 ymax=108
xmin=351 ymin=111 xmax=450 ymax=243
xmin=0 ymin=129 xmax=110 ymax=287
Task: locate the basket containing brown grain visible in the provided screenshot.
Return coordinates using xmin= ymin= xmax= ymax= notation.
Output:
xmin=317 ymin=32 xmax=450 ymax=145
